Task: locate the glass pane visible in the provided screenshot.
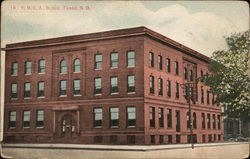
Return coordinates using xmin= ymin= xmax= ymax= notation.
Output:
xmin=25 ymin=83 xmax=30 ymax=91
xmin=95 ymin=54 xmax=102 ymax=61
xmin=39 ymin=82 xmax=44 ymax=90
xmin=23 ymin=111 xmax=30 ymax=121
xmin=10 ymin=111 xmax=16 ymax=121
xmin=128 ymin=75 xmax=135 ymax=86
xmin=12 ymin=84 xmax=17 ymax=92
xmin=37 ymin=110 xmax=44 ymax=121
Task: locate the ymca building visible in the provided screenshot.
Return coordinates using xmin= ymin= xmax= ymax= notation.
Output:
xmin=3 ymin=26 xmax=223 ymax=145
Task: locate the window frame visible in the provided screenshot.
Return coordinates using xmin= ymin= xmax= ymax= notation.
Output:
xmin=149 ymin=52 xmax=154 ymax=67
xmin=93 ymin=107 xmax=103 ymax=128
xmin=11 ymin=83 xmax=18 ymax=99
xmin=94 ymin=77 xmax=102 ymax=95
xmin=73 ymin=79 xmax=81 ymax=96
xmin=11 ymin=62 xmax=18 ymax=76
xmin=38 ymin=59 xmax=45 ymax=74
xmin=127 ymin=106 xmax=136 ymax=127
xmin=24 ymin=82 xmax=31 ymax=98
xmin=110 ymin=76 xmax=118 ymax=94
xmin=24 ymin=61 xmax=32 ymax=75
xmin=158 ymin=55 xmax=162 ymax=70
xmin=149 ymin=75 xmax=154 ymax=94
xmin=37 ymin=81 xmax=45 ymax=97
xmin=127 ymin=51 xmax=135 ymax=67
xmin=94 ymin=54 xmax=102 ymax=70
xmin=73 ymin=58 xmax=81 ymax=73
xmin=110 ymin=52 xmax=119 ymax=68
xmin=23 ymin=110 xmax=31 ymax=128
xmin=59 ymin=80 xmax=67 ymax=96
xmin=127 ymin=75 xmax=135 ymax=93
xmin=9 ymin=111 xmax=16 ymax=129
xmin=36 ymin=110 xmax=44 ymax=128
xmin=109 ymin=107 xmax=119 ymax=128
xmin=60 ymin=60 xmax=67 ymax=74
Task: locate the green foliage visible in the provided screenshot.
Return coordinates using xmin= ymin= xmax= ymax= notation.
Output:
xmin=201 ymin=31 xmax=250 ymax=118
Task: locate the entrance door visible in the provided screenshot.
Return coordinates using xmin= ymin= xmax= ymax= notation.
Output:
xmin=61 ymin=114 xmax=76 ymax=140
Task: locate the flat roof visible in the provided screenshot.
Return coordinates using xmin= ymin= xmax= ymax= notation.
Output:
xmin=4 ymin=26 xmax=210 ymax=63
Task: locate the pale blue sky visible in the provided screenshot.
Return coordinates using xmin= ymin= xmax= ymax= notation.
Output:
xmin=1 ymin=1 xmax=249 ymax=57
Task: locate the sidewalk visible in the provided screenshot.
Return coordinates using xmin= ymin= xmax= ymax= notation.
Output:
xmin=2 ymin=142 xmax=249 ymax=151
xmin=2 ymin=142 xmax=249 ymax=159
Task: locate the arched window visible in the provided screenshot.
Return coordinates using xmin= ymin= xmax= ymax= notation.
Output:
xmin=73 ymin=59 xmax=80 ymax=72
xmin=60 ymin=60 xmax=67 ymax=73
xmin=184 ymin=67 xmax=187 ymax=80
xmin=190 ymin=70 xmax=193 ymax=81
xmin=193 ymin=112 xmax=197 ymax=129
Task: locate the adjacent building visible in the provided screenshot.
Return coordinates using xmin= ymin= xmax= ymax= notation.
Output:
xmin=3 ymin=26 xmax=223 ymax=145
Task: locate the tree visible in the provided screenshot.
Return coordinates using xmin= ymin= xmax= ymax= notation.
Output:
xmin=201 ymin=31 xmax=250 ymax=119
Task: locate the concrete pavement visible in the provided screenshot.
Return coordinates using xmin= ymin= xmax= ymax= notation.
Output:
xmin=1 ymin=142 xmax=249 ymax=159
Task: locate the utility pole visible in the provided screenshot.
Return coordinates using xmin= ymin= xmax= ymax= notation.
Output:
xmin=181 ymin=83 xmax=196 ymax=149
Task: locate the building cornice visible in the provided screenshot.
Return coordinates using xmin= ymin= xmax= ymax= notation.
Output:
xmin=3 ymin=26 xmax=210 ymax=63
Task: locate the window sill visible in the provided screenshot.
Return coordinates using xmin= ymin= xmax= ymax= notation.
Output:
xmin=11 ymin=98 xmax=18 ymax=100
xmin=24 ymin=97 xmax=31 ymax=99
xmin=94 ymin=94 xmax=102 ymax=96
xmin=11 ymin=74 xmax=18 ymax=76
xmin=94 ymin=126 xmax=102 ymax=129
xmin=9 ymin=127 xmax=16 ymax=129
xmin=110 ymin=67 xmax=118 ymax=69
xmin=127 ymin=126 xmax=136 ymax=128
xmin=37 ymin=96 xmax=45 ymax=98
xmin=60 ymin=73 xmax=67 ymax=75
xmin=127 ymin=92 xmax=135 ymax=94
xmin=38 ymin=72 xmax=45 ymax=74
xmin=127 ymin=66 xmax=135 ymax=68
xmin=23 ymin=127 xmax=30 ymax=129
xmin=59 ymin=95 xmax=67 ymax=97
xmin=73 ymin=71 xmax=81 ymax=73
xmin=24 ymin=74 xmax=32 ymax=75
xmin=94 ymin=68 xmax=102 ymax=71
xmin=36 ymin=127 xmax=44 ymax=129
xmin=73 ymin=94 xmax=82 ymax=97
xmin=110 ymin=92 xmax=119 ymax=95
xmin=110 ymin=126 xmax=119 ymax=129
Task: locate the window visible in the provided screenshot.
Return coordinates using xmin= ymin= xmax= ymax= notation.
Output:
xmin=110 ymin=107 xmax=119 ymax=127
xmin=11 ymin=62 xmax=18 ymax=75
xmin=73 ymin=59 xmax=80 ymax=72
xmin=187 ymin=112 xmax=191 ymax=129
xmin=73 ymin=79 xmax=81 ymax=95
xmin=60 ymin=80 xmax=67 ymax=96
xmin=110 ymin=52 xmax=118 ymax=68
xmin=149 ymin=76 xmax=154 ymax=94
xmin=168 ymin=135 xmax=172 ymax=143
xmin=202 ymin=113 xmax=205 ymax=129
xmin=127 ymin=135 xmax=136 ymax=144
xmin=149 ymin=52 xmax=154 ymax=67
xmin=158 ymin=78 xmax=163 ymax=96
xmin=110 ymin=135 xmax=118 ymax=144
xmin=127 ymin=75 xmax=135 ymax=93
xmin=150 ymin=135 xmax=155 ymax=144
xmin=207 ymin=114 xmax=211 ymax=129
xmin=200 ymin=70 xmax=204 ymax=82
xmin=202 ymin=134 xmax=206 ymax=143
xmin=95 ymin=54 xmax=102 ymax=69
xmin=127 ymin=106 xmax=136 ymax=127
xmin=217 ymin=115 xmax=221 ymax=129
xmin=175 ymin=110 xmax=180 ymax=132
xmin=207 ymin=90 xmax=210 ymax=104
xmin=201 ymin=88 xmax=204 ymax=104
xmin=25 ymin=61 xmax=32 ymax=74
xmin=94 ymin=108 xmax=102 ymax=127
xmin=60 ymin=60 xmax=67 ymax=74
xmin=167 ymin=109 xmax=172 ymax=128
xmin=212 ymin=94 xmax=215 ymax=105
xmin=9 ymin=111 xmax=16 ymax=128
xmin=94 ymin=77 xmax=102 ymax=94
xmin=149 ymin=107 xmax=155 ymax=128
xmin=190 ymin=70 xmax=193 ymax=81
xmin=175 ymin=82 xmax=179 ymax=98
xmin=110 ymin=77 xmax=118 ymax=94
xmin=24 ymin=82 xmax=31 ymax=98
xmin=166 ymin=80 xmax=171 ymax=97
xmin=36 ymin=110 xmax=44 ymax=128
xmin=174 ymin=61 xmax=179 ymax=75
xmin=159 ymin=135 xmax=164 ymax=144
xmin=127 ymin=51 xmax=135 ymax=67
xmin=176 ymin=135 xmax=181 ymax=143
xmin=94 ymin=136 xmax=102 ymax=143
xmin=159 ymin=108 xmax=164 ymax=128
xmin=184 ymin=67 xmax=187 ymax=80
xmin=37 ymin=81 xmax=45 ymax=97
xmin=23 ymin=111 xmax=30 ymax=128
xmin=38 ymin=59 xmax=45 ymax=73
xmin=218 ymin=134 xmax=221 ymax=141
xmin=158 ymin=55 xmax=162 ymax=70
xmin=11 ymin=83 xmax=17 ymax=99
xmin=166 ymin=58 xmax=171 ymax=72
xmin=212 ymin=114 xmax=216 ymax=129
xmin=208 ymin=134 xmax=212 ymax=142
xmin=214 ymin=134 xmax=216 ymax=142
xmin=193 ymin=112 xmax=197 ymax=129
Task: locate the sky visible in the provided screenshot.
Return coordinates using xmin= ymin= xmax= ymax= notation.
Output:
xmin=1 ymin=1 xmax=249 ymax=57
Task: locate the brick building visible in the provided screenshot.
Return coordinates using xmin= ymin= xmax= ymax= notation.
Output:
xmin=3 ymin=26 xmax=223 ymax=145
